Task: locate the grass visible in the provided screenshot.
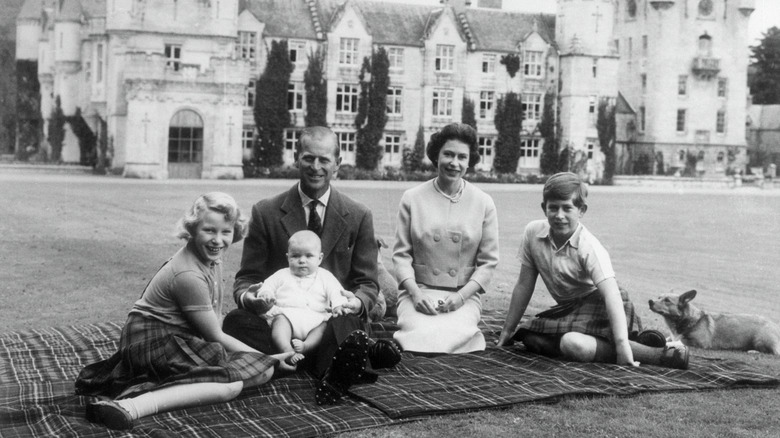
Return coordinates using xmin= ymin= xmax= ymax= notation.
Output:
xmin=2 ymin=172 xmax=780 ymax=437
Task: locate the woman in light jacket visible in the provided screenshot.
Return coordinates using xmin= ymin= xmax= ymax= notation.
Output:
xmin=392 ymin=123 xmax=499 ymax=354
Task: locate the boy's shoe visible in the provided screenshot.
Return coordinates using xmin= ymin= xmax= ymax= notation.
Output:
xmin=87 ymin=400 xmax=135 ymax=430
xmin=315 ymin=330 xmax=369 ymax=405
xmin=660 ymin=345 xmax=690 ymax=370
xmin=368 ymin=339 xmax=402 ymax=369
xmin=634 ymin=329 xmax=667 ymax=348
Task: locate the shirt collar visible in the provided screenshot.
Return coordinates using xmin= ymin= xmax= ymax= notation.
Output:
xmin=537 ymin=222 xmax=583 ymax=250
xmin=297 ymin=183 xmax=331 ymax=208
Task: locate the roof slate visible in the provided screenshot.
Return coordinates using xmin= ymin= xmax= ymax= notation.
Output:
xmin=463 ymin=8 xmax=556 ymax=51
xmin=242 ymin=0 xmax=320 ymax=40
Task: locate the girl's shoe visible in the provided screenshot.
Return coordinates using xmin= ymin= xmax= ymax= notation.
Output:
xmin=87 ymin=400 xmax=134 ymax=430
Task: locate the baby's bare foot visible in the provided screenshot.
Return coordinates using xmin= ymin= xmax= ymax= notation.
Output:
xmin=291 ymin=339 xmax=305 ymax=353
xmin=287 ymin=353 xmax=305 ymax=365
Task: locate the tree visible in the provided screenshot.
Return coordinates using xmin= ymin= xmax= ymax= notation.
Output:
xmin=66 ymin=107 xmax=97 ymax=166
xmin=304 ymin=46 xmax=328 ymax=127
xmin=48 ymin=96 xmax=65 ymax=162
xmin=0 ymin=40 xmax=16 ymax=156
xmin=539 ymin=90 xmax=558 ymax=175
xmin=254 ymin=40 xmax=293 ymax=167
xmin=500 ymin=54 xmax=521 ymax=78
xmin=462 ymin=97 xmax=476 ymax=130
xmin=493 ymin=92 xmax=523 ymax=174
xmin=749 ymin=26 xmax=780 ymax=104
xmin=403 ymin=124 xmax=426 ymax=172
xmin=597 ymin=97 xmax=617 ymax=183
xmin=355 ymin=47 xmax=389 ymax=170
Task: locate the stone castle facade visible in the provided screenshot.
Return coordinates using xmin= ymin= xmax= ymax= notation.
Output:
xmin=15 ymin=0 xmax=754 ymax=179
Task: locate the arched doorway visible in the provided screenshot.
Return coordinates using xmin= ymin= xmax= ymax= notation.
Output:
xmin=168 ymin=109 xmax=203 ymax=179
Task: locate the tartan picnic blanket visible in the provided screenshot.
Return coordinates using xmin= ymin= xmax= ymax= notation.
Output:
xmin=1 ymin=312 xmax=778 ymax=437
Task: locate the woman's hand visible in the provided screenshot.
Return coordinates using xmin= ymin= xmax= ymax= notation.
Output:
xmin=411 ymin=290 xmax=439 ymax=315
xmin=615 ymin=339 xmax=639 ymax=367
xmin=437 ymin=293 xmax=465 ymax=313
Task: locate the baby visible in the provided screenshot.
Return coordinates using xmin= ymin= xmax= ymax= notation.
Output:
xmin=256 ymin=230 xmax=349 ymax=367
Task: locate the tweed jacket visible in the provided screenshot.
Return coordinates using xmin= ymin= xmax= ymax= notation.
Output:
xmin=393 ymin=180 xmax=499 ymax=291
xmin=234 ymin=184 xmax=379 ymax=314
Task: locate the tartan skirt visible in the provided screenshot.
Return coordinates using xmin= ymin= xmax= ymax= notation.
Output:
xmin=517 ymin=288 xmax=643 ymax=342
xmin=75 ymin=314 xmax=278 ymax=399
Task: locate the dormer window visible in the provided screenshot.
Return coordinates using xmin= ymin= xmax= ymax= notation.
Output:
xmin=435 ymin=45 xmax=454 ymax=72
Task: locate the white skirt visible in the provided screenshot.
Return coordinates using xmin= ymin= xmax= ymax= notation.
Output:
xmin=393 ymin=287 xmax=485 ymax=354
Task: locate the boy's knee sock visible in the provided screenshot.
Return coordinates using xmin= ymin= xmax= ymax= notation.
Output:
xmin=629 ymin=341 xmax=663 ymax=365
xmin=593 ymin=338 xmax=617 ymax=363
xmin=520 ymin=333 xmax=562 ymax=357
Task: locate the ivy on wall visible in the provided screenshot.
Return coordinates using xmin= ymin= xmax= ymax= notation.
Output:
xmin=304 ymin=46 xmax=327 ymax=127
xmin=48 ymin=96 xmax=65 ymax=163
xmin=597 ymin=98 xmax=616 ymax=183
xmin=15 ymin=60 xmax=41 ymax=160
xmin=355 ymin=47 xmax=389 ymax=170
xmin=66 ymin=107 xmax=97 ymax=166
xmin=253 ymin=39 xmax=293 ymax=168
xmin=500 ymin=53 xmax=521 ymax=78
xmin=539 ymin=90 xmax=558 ymax=175
xmin=493 ymin=92 xmax=523 ymax=174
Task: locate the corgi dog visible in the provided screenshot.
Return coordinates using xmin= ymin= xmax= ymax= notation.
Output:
xmin=648 ymin=289 xmax=780 ymax=355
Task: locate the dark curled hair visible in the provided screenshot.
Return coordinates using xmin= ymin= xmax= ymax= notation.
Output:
xmin=425 ymin=123 xmax=480 ymax=168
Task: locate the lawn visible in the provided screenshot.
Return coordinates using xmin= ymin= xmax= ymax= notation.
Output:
xmin=2 ymin=171 xmax=779 ymax=437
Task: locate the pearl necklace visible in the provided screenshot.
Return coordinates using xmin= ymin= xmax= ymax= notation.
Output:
xmin=433 ymin=178 xmax=465 ymax=203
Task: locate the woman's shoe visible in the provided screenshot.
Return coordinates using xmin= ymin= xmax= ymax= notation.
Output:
xmin=87 ymin=399 xmax=135 ymax=430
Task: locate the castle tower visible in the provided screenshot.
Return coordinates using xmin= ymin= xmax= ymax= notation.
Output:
xmin=614 ymin=0 xmax=754 ymax=175
xmin=53 ymin=0 xmax=82 ymax=116
xmin=556 ymin=0 xmax=619 ymax=180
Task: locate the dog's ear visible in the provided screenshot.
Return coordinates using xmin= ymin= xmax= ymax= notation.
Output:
xmin=679 ymin=289 xmax=697 ymax=305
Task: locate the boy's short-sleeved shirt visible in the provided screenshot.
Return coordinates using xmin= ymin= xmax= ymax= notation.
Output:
xmin=518 ymin=220 xmax=615 ymax=303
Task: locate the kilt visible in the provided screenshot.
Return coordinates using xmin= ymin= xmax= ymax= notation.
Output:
xmin=75 ymin=314 xmax=278 ymax=399
xmin=517 ymin=288 xmax=643 ymax=342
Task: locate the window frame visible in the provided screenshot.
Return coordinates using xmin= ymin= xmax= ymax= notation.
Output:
xmin=386 ymin=86 xmax=403 ymax=116
xmin=236 ymin=31 xmax=257 ymax=63
xmin=435 ymin=44 xmax=455 ymax=72
xmin=432 ymin=88 xmax=454 ymax=117
xmin=523 ymin=50 xmax=543 ymax=77
xmin=287 ymin=82 xmax=305 ymax=112
xmin=165 ymin=44 xmax=182 ymax=71
xmin=479 ymin=91 xmax=495 ymax=120
xmin=339 ymin=38 xmax=360 ymax=66
xmin=336 ymin=83 xmax=359 ymax=114
xmin=676 ymin=109 xmax=687 ymax=133
xmin=522 ymin=93 xmax=543 ymax=123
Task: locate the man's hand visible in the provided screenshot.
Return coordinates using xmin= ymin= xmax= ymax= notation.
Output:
xmin=243 ymin=283 xmax=275 ymax=315
xmin=335 ymin=289 xmax=363 ymax=316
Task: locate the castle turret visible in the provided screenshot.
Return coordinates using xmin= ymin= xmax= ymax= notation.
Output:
xmin=16 ymin=0 xmax=42 ymax=61
xmin=556 ymin=0 xmax=619 ymax=180
xmin=53 ymin=0 xmax=83 ymax=116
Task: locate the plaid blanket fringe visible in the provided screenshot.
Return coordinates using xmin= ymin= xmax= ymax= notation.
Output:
xmin=1 ymin=312 xmax=778 ymax=437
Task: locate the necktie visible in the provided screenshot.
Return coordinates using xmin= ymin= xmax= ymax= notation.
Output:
xmin=308 ymin=200 xmax=322 ymax=236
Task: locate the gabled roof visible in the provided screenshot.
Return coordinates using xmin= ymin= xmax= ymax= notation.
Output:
xmin=56 ymin=0 xmax=83 ymax=22
xmin=462 ymin=9 xmax=555 ymax=52
xmin=78 ymin=0 xmax=106 ymax=19
xmin=242 ymin=0 xmax=321 ymax=40
xmin=350 ymin=0 xmax=431 ymax=47
xmin=615 ymin=92 xmax=635 ymax=115
xmin=17 ymin=0 xmax=43 ymax=21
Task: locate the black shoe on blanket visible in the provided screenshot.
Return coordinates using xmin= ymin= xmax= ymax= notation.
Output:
xmin=368 ymin=339 xmax=402 ymax=369
xmin=87 ymin=399 xmax=135 ymax=430
xmin=315 ymin=330 xmax=370 ymax=405
xmin=633 ymin=329 xmax=667 ymax=348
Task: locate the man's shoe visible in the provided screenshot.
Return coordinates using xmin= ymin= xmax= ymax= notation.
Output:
xmin=368 ymin=339 xmax=402 ymax=369
xmin=315 ymin=330 xmax=369 ymax=405
xmin=634 ymin=329 xmax=667 ymax=348
xmin=660 ymin=345 xmax=690 ymax=370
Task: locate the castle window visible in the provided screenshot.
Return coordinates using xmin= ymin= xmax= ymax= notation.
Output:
xmin=614 ymin=39 xmax=620 ymax=55
xmin=520 ymin=138 xmax=540 ymax=158
xmin=479 ymin=91 xmax=494 ymax=119
xmin=246 ymin=80 xmax=255 ymax=108
xmin=338 ymin=131 xmax=356 ymax=153
xmin=336 ymin=84 xmax=359 ymax=113
xmin=716 ymin=110 xmax=726 ymax=134
xmin=627 ymin=0 xmax=637 ymax=18
xmin=386 ymin=87 xmax=403 ymax=116
xmin=676 ymin=109 xmax=687 ymax=133
xmin=284 ymin=129 xmax=300 ymax=151
xmin=432 ymin=88 xmax=453 ymax=117
xmin=388 ymin=47 xmax=404 ymax=70
xmin=522 ymin=93 xmax=542 ymax=123
xmin=339 ymin=38 xmax=359 ymax=66
xmin=585 ymin=139 xmax=595 ymax=160
xmin=236 ymin=32 xmax=257 ymax=63
xmin=588 ymin=95 xmax=597 ymax=125
xmin=482 ymin=54 xmax=496 ymax=74
xmin=168 ymin=110 xmax=203 ymax=163
xmin=242 ymin=129 xmax=255 ymax=154
xmin=639 ymin=106 xmax=646 ymax=132
xmin=678 ymin=75 xmax=688 ymax=96
xmin=435 ymin=45 xmax=454 ymax=72
xmin=165 ymin=44 xmax=181 ymax=71
xmin=288 ymin=40 xmax=306 ymax=64
xmin=384 ymin=134 xmax=402 ymax=163
xmin=698 ymin=34 xmax=713 ymax=56
xmin=717 ymin=78 xmax=728 ymax=98
xmin=478 ymin=136 xmax=494 ymax=161
xmin=287 ymin=82 xmax=304 ymax=112
xmin=717 ymin=151 xmax=725 ymax=162
xmin=641 ymin=74 xmax=647 ymax=94
xmin=95 ymin=43 xmax=104 ymax=83
xmin=592 ymin=58 xmax=598 ymax=78
xmin=523 ymin=50 xmax=543 ymax=77
xmin=642 ymin=35 xmax=648 ymax=57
